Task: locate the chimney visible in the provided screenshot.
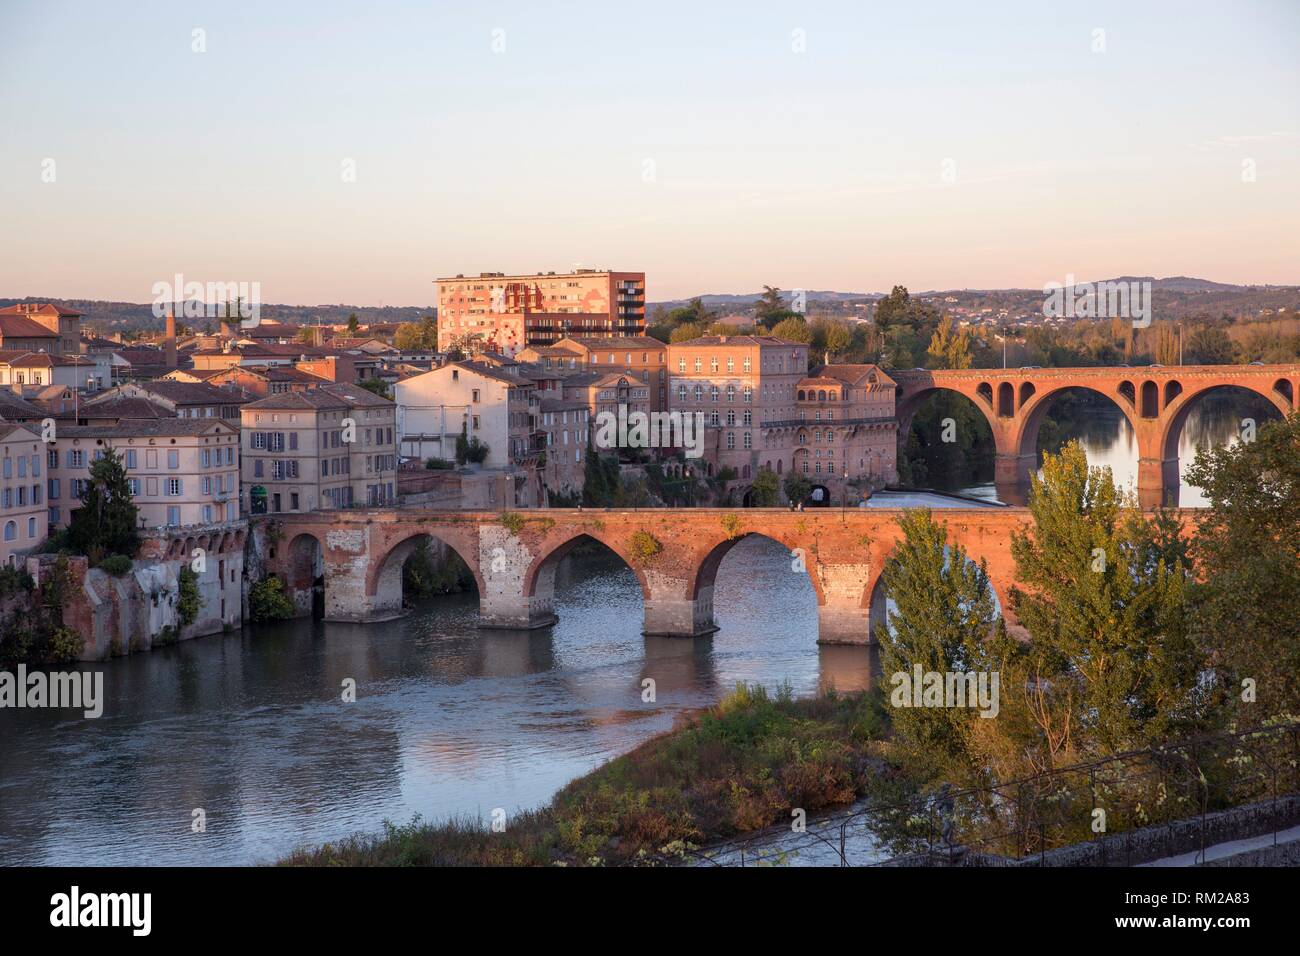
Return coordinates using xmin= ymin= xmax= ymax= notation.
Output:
xmin=165 ymin=311 xmax=178 ymax=369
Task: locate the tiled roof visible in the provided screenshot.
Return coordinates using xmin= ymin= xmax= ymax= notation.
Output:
xmin=0 ymin=303 xmax=82 ymax=317
xmin=669 ymin=335 xmax=801 ymax=347
xmin=0 ymin=314 xmax=59 ymax=338
xmin=242 ymin=382 xmax=393 ymax=411
xmin=54 ymin=420 xmax=238 ymax=440
xmin=139 ymin=380 xmax=248 ymax=406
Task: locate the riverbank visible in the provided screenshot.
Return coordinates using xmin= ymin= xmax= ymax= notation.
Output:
xmin=279 ymin=684 xmax=889 ymax=866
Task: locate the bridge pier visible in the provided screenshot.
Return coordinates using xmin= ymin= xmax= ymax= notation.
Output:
xmin=1137 ymin=456 xmax=1180 ymax=510
xmin=643 ymin=592 xmax=719 ymax=638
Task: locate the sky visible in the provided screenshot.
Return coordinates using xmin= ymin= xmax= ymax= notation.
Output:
xmin=1 ymin=0 xmax=1297 ymax=306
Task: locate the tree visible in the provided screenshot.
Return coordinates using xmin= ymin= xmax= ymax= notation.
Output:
xmin=669 ymin=322 xmax=705 ymax=343
xmin=749 ymin=467 xmax=780 ymax=506
xmin=770 ymin=317 xmax=812 ymax=344
xmin=1009 ymin=443 xmax=1202 ymax=757
xmin=177 ymin=566 xmax=202 ymax=627
xmin=1185 ymin=326 xmax=1236 ymax=365
xmin=357 ymin=377 xmax=391 ymax=399
xmin=249 ymin=577 xmax=295 ymax=622
xmin=880 ymin=509 xmax=1011 ymax=778
xmin=346 ymin=313 xmax=360 ymax=336
xmin=822 ymin=321 xmax=852 ymax=358
xmin=68 ymin=447 xmax=140 ymax=564
xmin=1185 ymin=413 xmax=1300 ymax=721
xmin=925 ymin=315 xmax=973 ymax=370
xmin=782 ymin=472 xmax=811 ymax=504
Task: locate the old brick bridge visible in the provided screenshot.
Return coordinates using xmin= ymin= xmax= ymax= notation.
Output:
xmin=263 ymin=506 xmax=1198 ymax=645
xmin=891 ymin=363 xmax=1298 ymax=507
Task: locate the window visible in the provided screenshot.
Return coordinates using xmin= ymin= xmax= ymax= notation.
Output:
xmin=67 ymin=450 xmax=84 ymax=468
xmin=3 ymin=521 xmax=13 ymax=541
xmin=678 ymin=358 xmax=685 ymax=373
xmin=726 ymin=432 xmax=735 ymax=449
xmin=167 ymin=506 xmax=180 ymax=526
xmin=48 ymin=479 xmax=59 ymax=500
xmin=168 ymin=450 xmax=179 ymax=469
xmin=743 ymin=432 xmax=752 ymax=449
xmin=167 ymin=478 xmax=183 ymax=496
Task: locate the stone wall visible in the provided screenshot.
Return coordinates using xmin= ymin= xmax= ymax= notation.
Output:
xmin=31 ymin=522 xmax=248 ymax=661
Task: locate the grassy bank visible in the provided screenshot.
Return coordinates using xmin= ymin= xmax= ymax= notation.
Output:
xmin=280 ymin=684 xmax=888 ymax=866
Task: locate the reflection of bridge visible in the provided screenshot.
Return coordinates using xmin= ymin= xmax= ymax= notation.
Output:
xmin=265 ymin=507 xmax=1197 ymax=646
xmin=891 ymin=364 xmax=1298 ymax=507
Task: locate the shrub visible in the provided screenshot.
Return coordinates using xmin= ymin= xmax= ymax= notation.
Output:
xmin=499 ymin=512 xmax=525 ymax=536
xmin=177 ymin=566 xmax=202 ymax=627
xmin=45 ymin=627 xmax=84 ymax=664
xmin=0 ymin=565 xmax=33 ymax=597
xmin=628 ymin=530 xmax=662 ymax=564
xmin=720 ymin=513 xmax=742 ymax=539
xmin=425 ymin=458 xmax=454 ymax=470
xmin=249 ymin=577 xmax=295 ymax=622
xmin=96 ymin=554 xmax=133 ymax=577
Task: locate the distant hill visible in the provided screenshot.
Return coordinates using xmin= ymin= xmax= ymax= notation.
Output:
xmin=653 ymin=278 xmax=1300 ymax=323
xmin=0 ymin=298 xmax=434 ymax=334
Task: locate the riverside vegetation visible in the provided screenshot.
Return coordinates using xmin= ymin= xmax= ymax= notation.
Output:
xmin=282 ymin=416 xmax=1300 ymax=866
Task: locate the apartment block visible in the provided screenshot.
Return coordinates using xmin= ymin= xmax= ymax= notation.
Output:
xmin=45 ymin=419 xmax=241 ymax=530
xmin=241 ymin=383 xmax=397 ymax=513
xmin=436 ymin=270 xmax=645 ymax=354
xmin=0 ymin=422 xmax=47 ymax=567
xmin=666 ymin=335 xmax=809 ymax=480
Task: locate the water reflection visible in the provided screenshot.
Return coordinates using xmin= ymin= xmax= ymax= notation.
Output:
xmin=0 ymin=536 xmax=864 ymax=866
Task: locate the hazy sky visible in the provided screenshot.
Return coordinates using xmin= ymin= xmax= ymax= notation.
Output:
xmin=1 ymin=0 xmax=1297 ymax=305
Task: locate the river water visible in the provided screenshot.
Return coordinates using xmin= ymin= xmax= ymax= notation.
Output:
xmin=0 ymin=398 xmax=1266 ymax=866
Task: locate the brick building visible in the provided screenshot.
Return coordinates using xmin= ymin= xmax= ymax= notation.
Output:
xmin=436 ymin=270 xmax=645 ymax=354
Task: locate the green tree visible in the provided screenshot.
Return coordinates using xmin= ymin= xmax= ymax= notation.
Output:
xmin=822 ymin=321 xmax=852 ymax=358
xmin=68 ymin=447 xmax=140 ymax=564
xmin=347 ymin=313 xmax=360 ymax=336
xmin=177 ymin=566 xmax=201 ymax=627
xmin=880 ymin=509 xmax=1011 ymax=778
xmin=1009 ymin=443 xmax=1201 ymax=756
xmin=669 ymin=322 xmax=705 ymax=343
xmin=749 ymin=466 xmax=780 ymax=506
xmin=782 ymin=472 xmax=811 ymax=504
xmin=770 ymin=317 xmax=812 ymax=344
xmin=1185 ymin=414 xmax=1300 ymax=721
xmin=925 ymin=314 xmax=973 ymax=370
xmin=357 ymin=377 xmax=392 ymax=399
xmin=249 ymin=577 xmax=295 ymax=622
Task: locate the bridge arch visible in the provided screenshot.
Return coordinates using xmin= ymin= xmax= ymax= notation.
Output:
xmin=1159 ymin=381 xmax=1292 ymax=461
xmin=283 ymin=531 xmax=326 ymax=617
xmin=1012 ymin=383 xmax=1143 ymax=463
xmin=896 ymin=383 xmax=999 ymax=438
xmin=366 ymin=528 xmax=484 ymax=623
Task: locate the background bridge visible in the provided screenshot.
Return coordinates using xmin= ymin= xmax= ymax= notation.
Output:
xmin=891 ymin=364 xmax=1298 ymax=507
